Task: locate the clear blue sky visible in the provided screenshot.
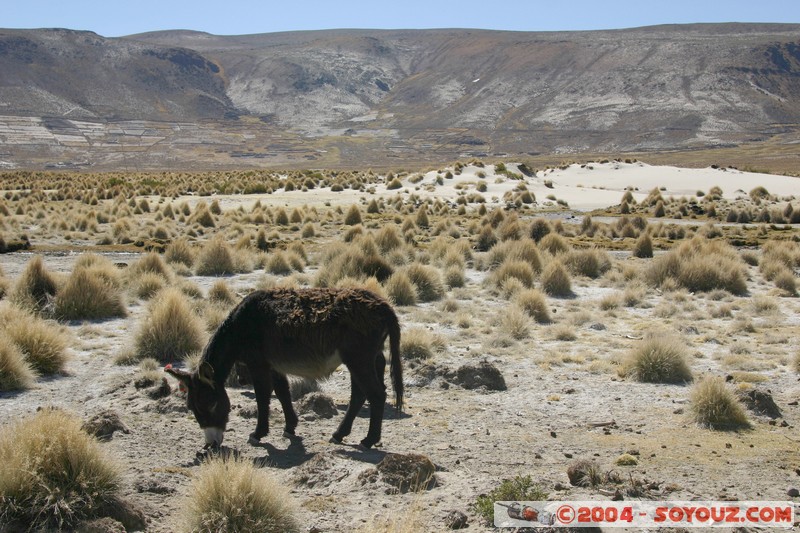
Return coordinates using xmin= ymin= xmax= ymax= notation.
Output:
xmin=4 ymin=0 xmax=800 ymax=37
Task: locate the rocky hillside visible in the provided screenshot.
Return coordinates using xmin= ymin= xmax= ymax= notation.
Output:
xmin=1 ymin=24 xmax=799 ymax=168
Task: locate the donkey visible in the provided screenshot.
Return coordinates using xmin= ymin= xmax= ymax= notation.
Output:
xmin=166 ymin=287 xmax=403 ymax=449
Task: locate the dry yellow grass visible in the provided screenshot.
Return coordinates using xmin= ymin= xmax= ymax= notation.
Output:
xmin=133 ymin=288 xmax=205 ymax=363
xmin=0 ymin=409 xmax=121 ymax=530
xmin=0 ymin=303 xmax=70 ymax=375
xmin=0 ymin=335 xmax=37 ymax=391
xmin=182 ymin=456 xmax=299 ymax=533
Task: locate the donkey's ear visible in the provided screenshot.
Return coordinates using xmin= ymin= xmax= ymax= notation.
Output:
xmin=165 ymin=365 xmax=191 ymax=386
xmin=198 ymin=361 xmax=216 ymax=388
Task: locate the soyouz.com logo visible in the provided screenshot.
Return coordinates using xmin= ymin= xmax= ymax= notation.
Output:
xmin=494 ymin=501 xmax=796 ymax=528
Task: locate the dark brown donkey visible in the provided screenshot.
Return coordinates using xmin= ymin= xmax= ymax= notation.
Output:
xmin=166 ymin=287 xmax=403 ymax=449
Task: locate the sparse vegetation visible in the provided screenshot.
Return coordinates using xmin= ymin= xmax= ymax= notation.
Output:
xmin=622 ymin=331 xmax=693 ymax=383
xmin=689 ymin=376 xmax=751 ymax=430
xmin=182 ymin=456 xmax=299 ymax=533
xmin=0 ymin=409 xmax=122 ymax=531
xmin=132 ymin=288 xmax=205 ymax=363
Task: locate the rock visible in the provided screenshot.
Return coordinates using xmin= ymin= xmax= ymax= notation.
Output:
xmin=147 ymin=377 xmax=171 ymax=399
xmin=75 ymin=517 xmax=126 ymax=533
xmin=134 ymin=478 xmax=175 ymax=495
xmin=444 ymin=510 xmax=469 ymax=529
xmin=450 ymin=361 xmax=507 ymax=391
xmin=95 ymin=498 xmax=147 ymax=532
xmin=735 ymin=388 xmax=782 ymax=419
xmin=296 ymin=392 xmax=338 ymax=419
xmin=788 ymin=487 xmax=799 ymax=497
xmin=82 ymin=410 xmax=129 ymax=441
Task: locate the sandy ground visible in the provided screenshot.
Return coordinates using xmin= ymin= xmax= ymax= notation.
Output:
xmin=1 ymin=162 xmax=799 ymax=532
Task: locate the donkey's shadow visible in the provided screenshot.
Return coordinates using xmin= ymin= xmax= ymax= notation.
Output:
xmin=252 ymin=435 xmax=310 ymax=469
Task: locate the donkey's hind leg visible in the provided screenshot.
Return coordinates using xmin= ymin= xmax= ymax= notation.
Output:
xmin=331 ymin=373 xmax=366 ymax=444
xmin=272 ymin=371 xmax=298 ymax=437
xmin=347 ymin=352 xmax=387 ymax=449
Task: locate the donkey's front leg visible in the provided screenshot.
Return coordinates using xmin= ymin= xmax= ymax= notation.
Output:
xmin=271 ymin=371 xmax=298 ymax=437
xmin=248 ymin=369 xmax=274 ymax=445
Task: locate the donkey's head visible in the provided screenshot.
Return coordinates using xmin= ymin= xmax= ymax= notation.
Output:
xmin=165 ymin=362 xmax=231 ymax=447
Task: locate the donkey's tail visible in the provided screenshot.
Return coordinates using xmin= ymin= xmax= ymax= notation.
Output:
xmin=387 ymin=308 xmax=404 ymax=413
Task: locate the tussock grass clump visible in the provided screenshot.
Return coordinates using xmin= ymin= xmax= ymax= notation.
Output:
xmin=11 ymin=255 xmax=59 ymax=312
xmin=492 ymin=259 xmax=535 ymax=289
xmin=0 ymin=409 xmax=121 ymax=531
xmin=385 ymin=271 xmax=417 ymax=306
xmin=501 ymin=305 xmax=530 ymax=340
xmin=208 ymin=280 xmax=236 ymax=305
xmin=54 ymin=261 xmax=127 ymax=320
xmin=514 ymin=288 xmax=551 ymax=323
xmin=316 ymin=243 xmax=394 ymax=288
xmin=689 ymin=376 xmax=751 ymax=430
xmin=133 ymin=288 xmax=205 ymax=363
xmin=183 ymin=456 xmax=299 ymax=533
xmin=196 ymin=237 xmax=236 ymax=276
xmin=165 ymin=237 xmax=196 ymax=267
xmin=564 ymin=248 xmax=611 ymax=278
xmin=0 ymin=304 xmax=70 ymax=375
xmin=622 ymin=331 xmax=692 ymax=384
xmin=404 ymin=263 xmax=445 ymax=302
xmin=633 ymin=233 xmax=653 ymax=258
xmin=540 ymin=260 xmax=572 ymax=297
xmin=0 ymin=336 xmax=37 ymax=391
xmin=400 ymin=328 xmax=438 ymax=360
xmin=646 ymin=237 xmax=747 ymax=295
xmin=130 ymin=252 xmax=172 ymax=280
xmin=487 ymin=238 xmax=541 ymax=272
xmin=133 ymin=272 xmax=166 ymax=300
xmin=538 ymin=232 xmax=570 ymax=255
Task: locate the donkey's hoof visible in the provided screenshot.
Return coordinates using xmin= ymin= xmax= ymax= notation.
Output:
xmin=329 ymin=435 xmax=343 ymax=445
xmin=248 ymin=434 xmax=262 ymax=446
xmin=282 ymin=430 xmax=296 ymax=438
xmin=359 ymin=439 xmax=382 ymax=450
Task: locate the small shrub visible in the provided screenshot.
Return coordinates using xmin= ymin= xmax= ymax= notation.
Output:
xmin=689 ymin=376 xmax=751 ymax=430
xmin=473 ymin=475 xmax=547 ymax=525
xmin=133 ymin=288 xmax=205 ymax=363
xmin=0 ymin=409 xmax=121 ymax=531
xmin=622 ymin=331 xmax=692 ymax=384
xmin=540 ymin=260 xmax=572 ymax=297
xmin=183 ymin=456 xmax=299 ymax=533
xmin=0 ymin=336 xmax=37 ymax=391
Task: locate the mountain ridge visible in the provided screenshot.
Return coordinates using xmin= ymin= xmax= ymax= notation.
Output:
xmin=1 ymin=24 xmax=800 ymax=169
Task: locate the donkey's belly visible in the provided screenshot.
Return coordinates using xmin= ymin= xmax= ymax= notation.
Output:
xmin=271 ymin=349 xmax=343 ymax=379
